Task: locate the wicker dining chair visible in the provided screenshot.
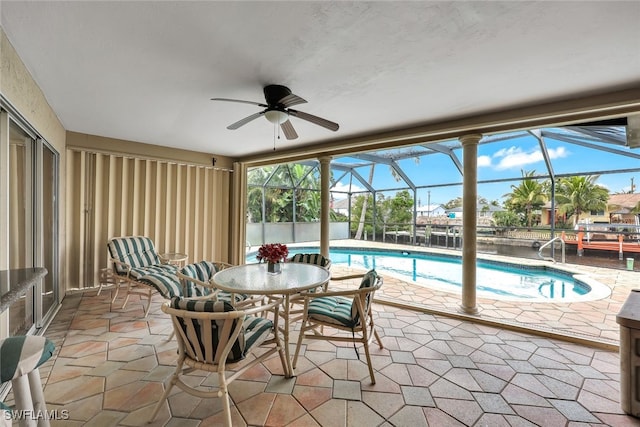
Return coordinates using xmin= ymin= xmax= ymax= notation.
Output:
xmin=177 ymin=260 xmax=264 ymax=307
xmin=285 ymin=253 xmax=332 ymax=321
xmin=149 ymin=296 xmax=289 ymax=426
xmin=292 ymin=269 xmax=383 ymax=384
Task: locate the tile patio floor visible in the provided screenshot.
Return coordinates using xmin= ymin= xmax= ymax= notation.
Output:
xmin=20 ymin=251 xmax=640 ymax=426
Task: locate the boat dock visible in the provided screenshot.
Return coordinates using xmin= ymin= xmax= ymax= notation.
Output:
xmin=562 ymin=231 xmax=640 ymax=259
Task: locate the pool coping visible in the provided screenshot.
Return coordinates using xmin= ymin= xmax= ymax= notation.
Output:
xmin=272 ymin=242 xmax=613 ymax=303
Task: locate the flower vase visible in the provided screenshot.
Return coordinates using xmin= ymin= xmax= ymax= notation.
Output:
xmin=267 ymin=261 xmax=282 ymax=275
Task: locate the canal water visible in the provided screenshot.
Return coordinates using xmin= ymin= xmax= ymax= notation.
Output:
xmin=476 ymin=242 xmax=636 ymax=271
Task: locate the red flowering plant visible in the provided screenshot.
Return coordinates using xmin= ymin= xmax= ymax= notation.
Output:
xmin=256 ymin=243 xmax=289 ymax=264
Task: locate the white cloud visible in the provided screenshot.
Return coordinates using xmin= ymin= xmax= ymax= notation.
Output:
xmin=477 ymin=155 xmax=492 ymax=167
xmin=331 ymin=182 xmax=364 ymax=199
xmin=548 ymin=146 xmax=568 ymax=159
xmin=492 ymin=145 xmax=568 ymax=170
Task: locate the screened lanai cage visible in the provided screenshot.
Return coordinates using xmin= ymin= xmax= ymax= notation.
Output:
xmin=247 ymin=122 xmax=640 ymax=261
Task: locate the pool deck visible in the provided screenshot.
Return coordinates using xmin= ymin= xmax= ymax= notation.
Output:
xmin=22 ymin=242 xmax=636 ymax=425
xmin=321 ymin=240 xmax=638 ymax=350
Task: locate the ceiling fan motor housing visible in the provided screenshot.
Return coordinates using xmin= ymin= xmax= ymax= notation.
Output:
xmin=211 ymin=84 xmax=338 ymax=139
xmin=264 ymin=85 xmax=292 ymax=107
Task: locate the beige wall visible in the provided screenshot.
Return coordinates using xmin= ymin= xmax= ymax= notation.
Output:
xmin=0 ymin=28 xmax=67 ymax=280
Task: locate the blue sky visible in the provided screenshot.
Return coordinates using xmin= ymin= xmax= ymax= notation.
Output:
xmin=331 ymin=131 xmax=640 ymax=206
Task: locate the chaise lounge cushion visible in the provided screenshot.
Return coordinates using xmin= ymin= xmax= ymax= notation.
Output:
xmin=138 ymin=271 xmax=182 ymax=299
xmin=107 ymin=236 xmax=176 ymax=279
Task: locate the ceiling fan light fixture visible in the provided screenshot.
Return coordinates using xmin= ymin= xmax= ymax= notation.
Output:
xmin=264 ymin=109 xmax=288 ymax=124
xmin=212 ymin=85 xmax=339 ymax=139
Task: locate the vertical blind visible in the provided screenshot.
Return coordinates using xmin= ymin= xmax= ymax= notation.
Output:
xmin=66 ymin=149 xmax=232 ymax=290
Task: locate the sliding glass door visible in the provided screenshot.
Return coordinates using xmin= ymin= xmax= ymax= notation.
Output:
xmin=40 ymin=142 xmax=58 ymax=325
xmin=8 ymin=122 xmax=34 ymax=335
xmin=7 ymin=118 xmax=59 ymax=335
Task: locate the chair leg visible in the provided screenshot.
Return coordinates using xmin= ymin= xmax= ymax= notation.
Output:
xmin=28 ymin=368 xmax=50 ymax=427
xmin=366 ymin=312 xmax=384 ymax=349
xmin=149 ymin=368 xmax=179 ymax=423
xmin=110 ymin=278 xmax=121 ymax=303
xmin=120 ymin=282 xmax=132 ymax=309
xmin=218 ymin=371 xmax=232 ymax=427
xmin=97 ymin=268 xmax=107 ymax=296
xmin=110 ymin=285 xmax=119 ymax=303
xmin=273 ymin=331 xmax=290 ymax=378
xmin=143 ymin=288 xmax=153 ymax=317
xmin=292 ymin=320 xmax=308 ymax=370
xmin=360 ymin=315 xmax=377 ymax=384
xmin=373 ymin=327 xmax=383 ymax=349
xmin=362 ymin=339 xmax=376 ymax=385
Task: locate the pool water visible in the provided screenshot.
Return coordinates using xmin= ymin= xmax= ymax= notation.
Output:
xmin=246 ymin=247 xmax=610 ymax=302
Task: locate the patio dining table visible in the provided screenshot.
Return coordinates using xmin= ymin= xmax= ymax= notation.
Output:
xmin=212 ymin=262 xmax=330 ymax=377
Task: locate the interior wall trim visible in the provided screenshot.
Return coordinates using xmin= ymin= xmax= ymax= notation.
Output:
xmin=66 ymin=145 xmax=234 ymax=173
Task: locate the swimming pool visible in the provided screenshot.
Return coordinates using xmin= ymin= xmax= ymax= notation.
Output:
xmin=246 ymin=246 xmax=611 ymax=302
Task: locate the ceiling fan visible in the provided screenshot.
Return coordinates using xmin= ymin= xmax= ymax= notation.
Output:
xmin=211 ymin=84 xmax=339 ymax=140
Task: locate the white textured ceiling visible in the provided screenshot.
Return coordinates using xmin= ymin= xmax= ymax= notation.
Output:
xmin=1 ymin=1 xmax=639 ymax=158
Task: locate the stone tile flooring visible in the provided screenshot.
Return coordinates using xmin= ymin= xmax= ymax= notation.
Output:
xmin=27 ymin=254 xmax=640 ymax=426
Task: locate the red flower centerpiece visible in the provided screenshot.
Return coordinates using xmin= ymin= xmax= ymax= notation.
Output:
xmin=257 ymin=243 xmax=289 ymax=274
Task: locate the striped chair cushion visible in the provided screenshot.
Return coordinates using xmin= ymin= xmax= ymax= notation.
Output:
xmin=352 ymin=269 xmax=379 ymax=323
xmin=129 ymin=263 xmax=177 ymax=280
xmin=289 ymin=253 xmax=331 ymax=294
xmin=179 ymin=262 xmax=249 ymax=302
xmin=308 ymin=269 xmax=379 ymax=328
xmin=170 ymin=297 xmax=273 ymax=362
xmin=180 ymin=261 xmax=217 ymax=297
xmin=107 ymin=236 xmax=163 ymax=275
xmin=0 ymin=336 xmax=55 ymax=382
xmin=139 ymin=271 xmax=182 ymax=299
xmin=308 ymin=295 xmax=355 ymax=327
xmin=289 ymin=253 xmax=331 ymax=268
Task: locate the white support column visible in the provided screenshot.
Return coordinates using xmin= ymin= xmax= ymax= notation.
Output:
xmin=460 ymin=133 xmax=482 ymax=315
xmin=230 ymin=162 xmax=247 ymax=265
xmin=319 ymin=156 xmax=331 ymax=257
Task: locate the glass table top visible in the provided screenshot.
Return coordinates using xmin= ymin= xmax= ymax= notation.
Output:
xmin=212 ymin=262 xmax=330 ymax=295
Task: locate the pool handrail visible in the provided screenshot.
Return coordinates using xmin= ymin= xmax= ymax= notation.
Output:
xmin=537 ymin=237 xmax=565 ymax=264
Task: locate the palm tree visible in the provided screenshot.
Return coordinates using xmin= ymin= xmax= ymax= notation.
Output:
xmin=555 ymin=175 xmax=609 ymax=226
xmin=504 ymin=170 xmax=546 ymax=229
xmin=354 ymin=164 xmax=375 ymax=240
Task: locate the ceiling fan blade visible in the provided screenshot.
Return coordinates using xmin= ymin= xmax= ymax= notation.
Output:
xmin=288 ymin=109 xmax=339 ymax=132
xmin=278 ymin=93 xmax=307 ymax=108
xmin=280 ymin=120 xmax=298 ymax=140
xmin=227 ymin=111 xmax=264 ymax=130
xmin=211 ymin=97 xmax=268 ymax=108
